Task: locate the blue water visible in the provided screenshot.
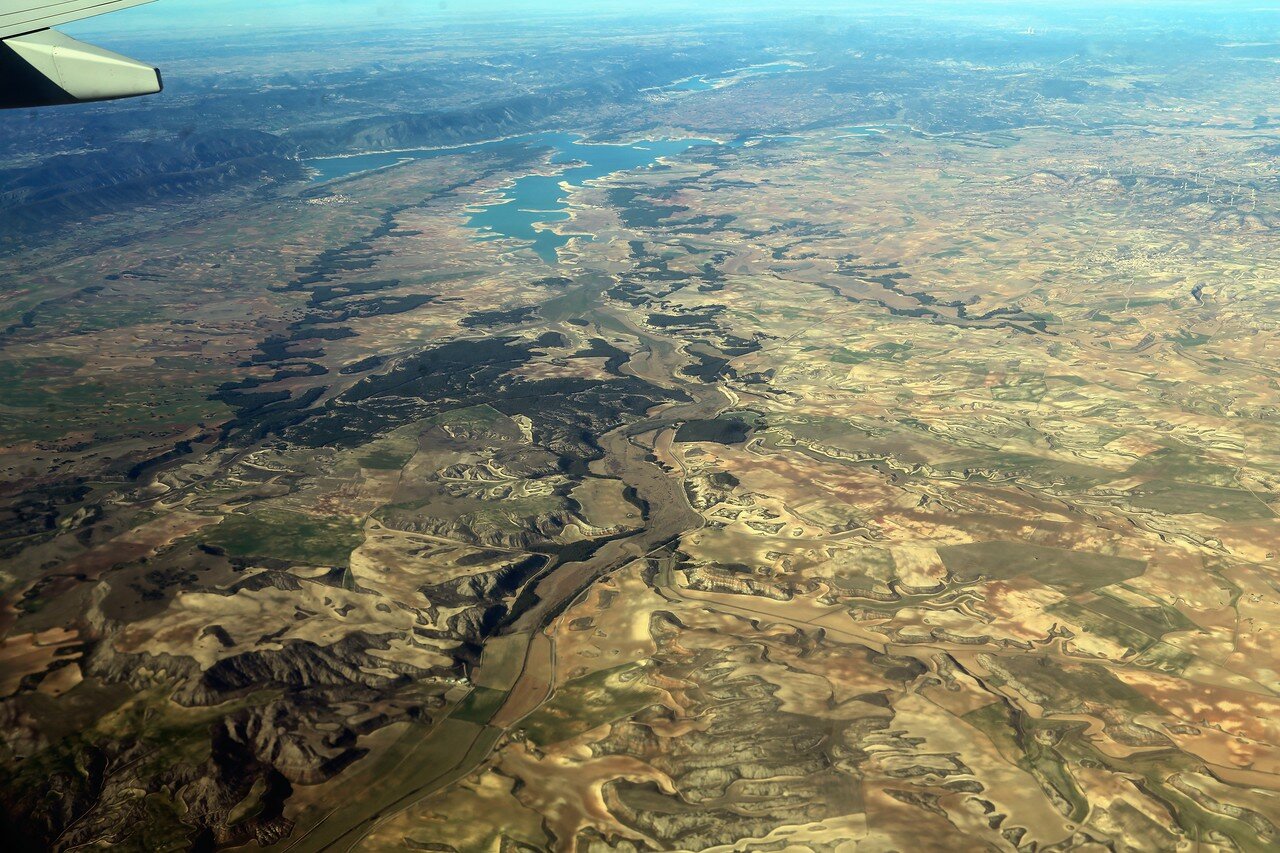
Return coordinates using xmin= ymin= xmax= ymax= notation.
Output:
xmin=304 ymin=63 xmax=802 ymax=263
xmin=309 ymin=152 xmax=414 ymax=182
xmin=307 ymin=135 xmax=529 ymax=183
xmin=666 ymin=76 xmax=717 ymax=92
xmin=837 ymin=123 xmax=914 ymax=138
xmin=466 ymin=133 xmax=717 ymax=262
xmin=649 ymin=61 xmax=801 ymax=96
xmin=308 ymin=131 xmax=718 ymax=263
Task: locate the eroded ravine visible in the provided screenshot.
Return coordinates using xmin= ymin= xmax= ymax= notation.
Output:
xmin=315 ymin=305 xmax=723 ymax=850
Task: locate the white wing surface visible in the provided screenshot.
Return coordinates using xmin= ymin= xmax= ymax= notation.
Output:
xmin=0 ymin=1 xmax=161 ymax=107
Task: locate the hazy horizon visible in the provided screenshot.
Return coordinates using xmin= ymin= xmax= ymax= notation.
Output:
xmin=67 ymin=0 xmax=1280 ymax=39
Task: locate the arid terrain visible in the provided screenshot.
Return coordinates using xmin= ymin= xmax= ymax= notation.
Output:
xmin=2 ymin=4 xmax=1280 ymax=850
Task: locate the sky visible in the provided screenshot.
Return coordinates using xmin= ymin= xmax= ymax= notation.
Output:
xmin=68 ymin=0 xmax=778 ymax=35
xmin=65 ymin=0 xmax=1268 ymax=39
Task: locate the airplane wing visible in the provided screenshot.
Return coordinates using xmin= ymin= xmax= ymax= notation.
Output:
xmin=1 ymin=0 xmax=163 ymax=108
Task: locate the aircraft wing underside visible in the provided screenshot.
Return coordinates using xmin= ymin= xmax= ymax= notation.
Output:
xmin=1 ymin=0 xmax=162 ymax=108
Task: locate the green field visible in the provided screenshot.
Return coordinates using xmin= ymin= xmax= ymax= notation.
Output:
xmin=938 ymin=541 xmax=1146 ymax=594
xmin=204 ymin=509 xmax=365 ymax=567
xmin=521 ymin=663 xmax=663 ymax=746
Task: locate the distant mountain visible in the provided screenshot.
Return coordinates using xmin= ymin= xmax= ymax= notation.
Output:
xmin=0 ymin=130 xmax=304 ymax=248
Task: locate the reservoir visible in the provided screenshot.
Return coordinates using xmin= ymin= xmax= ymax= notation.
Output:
xmin=305 ymin=62 xmax=803 ymax=263
xmin=308 ymin=132 xmax=718 ymax=263
xmin=837 ymin=123 xmax=915 ymax=138
xmin=648 ymin=60 xmax=803 ymax=96
xmin=466 ymin=132 xmax=717 ymax=263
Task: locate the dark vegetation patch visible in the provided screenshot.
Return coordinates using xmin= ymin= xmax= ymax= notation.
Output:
xmin=215 ymin=386 xmax=327 ymax=442
xmin=310 ymin=294 xmax=437 ymax=324
xmin=675 ymin=416 xmax=751 ymax=444
xmin=307 ymin=280 xmax=403 ymax=305
xmin=126 ymin=436 xmax=208 ymax=481
xmin=647 ymin=309 xmax=721 ymax=329
xmin=709 ymin=471 xmax=740 ymax=488
xmin=535 ymin=331 xmax=568 ymax=349
xmin=339 ymin=355 xmax=386 ymax=375
xmin=571 ymin=337 xmax=630 ymax=374
xmin=460 ymin=306 xmax=538 ymax=328
xmin=681 ymin=348 xmax=736 ymax=382
xmin=455 ymin=549 xmax=508 ymax=567
xmin=608 ymin=187 xmax=689 ymax=229
xmin=0 ymin=483 xmax=92 ymax=555
xmin=287 ymin=336 xmax=685 ymax=463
